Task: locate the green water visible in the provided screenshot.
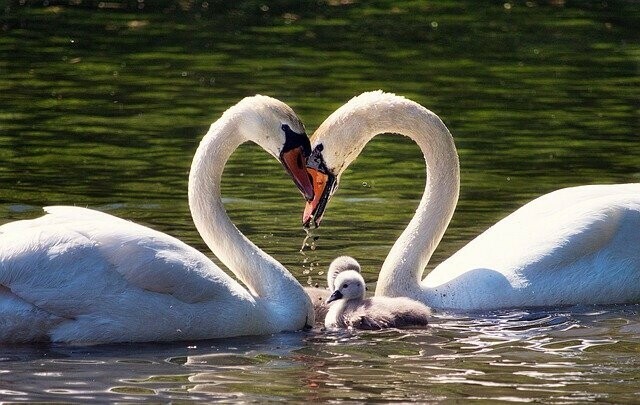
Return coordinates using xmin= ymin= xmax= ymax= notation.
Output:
xmin=0 ymin=0 xmax=639 ymax=402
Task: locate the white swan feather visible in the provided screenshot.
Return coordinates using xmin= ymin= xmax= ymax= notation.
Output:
xmin=304 ymin=91 xmax=640 ymax=311
xmin=0 ymin=95 xmax=315 ymax=343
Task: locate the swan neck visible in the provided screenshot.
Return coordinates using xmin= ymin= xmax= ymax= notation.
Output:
xmin=188 ymin=119 xmax=303 ymax=303
xmin=333 ymin=101 xmax=459 ymax=299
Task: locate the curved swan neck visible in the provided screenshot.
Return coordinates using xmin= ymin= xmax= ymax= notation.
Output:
xmin=315 ymin=92 xmax=459 ymax=298
xmin=188 ymin=115 xmax=301 ymax=302
xmin=376 ymin=108 xmax=459 ymax=297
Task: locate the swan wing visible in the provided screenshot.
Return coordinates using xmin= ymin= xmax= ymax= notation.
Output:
xmin=0 ymin=206 xmax=249 ymax=321
xmin=0 ymin=285 xmax=66 ymax=342
xmin=46 ymin=206 xmax=249 ymax=303
xmin=428 ymin=184 xmax=640 ymax=307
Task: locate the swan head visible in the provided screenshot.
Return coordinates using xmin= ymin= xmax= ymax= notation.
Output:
xmin=327 ymin=255 xmax=361 ymax=291
xmin=327 ymin=270 xmax=367 ymax=304
xmin=236 ymin=95 xmax=314 ymax=201
xmin=302 ymin=91 xmax=401 ymax=227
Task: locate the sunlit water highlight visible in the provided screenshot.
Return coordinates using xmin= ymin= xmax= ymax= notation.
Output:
xmin=1 ymin=307 xmax=639 ymax=402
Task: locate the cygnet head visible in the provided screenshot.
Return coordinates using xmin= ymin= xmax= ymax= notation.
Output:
xmin=327 ymin=270 xmax=366 ymax=304
xmin=327 ymin=256 xmax=361 ymax=291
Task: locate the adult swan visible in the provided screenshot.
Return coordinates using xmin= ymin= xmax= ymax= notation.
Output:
xmin=0 ymin=95 xmax=316 ymax=343
xmin=303 ymin=91 xmax=640 ymax=311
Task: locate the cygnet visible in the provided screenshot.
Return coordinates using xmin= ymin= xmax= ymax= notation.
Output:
xmin=304 ymin=256 xmax=362 ymax=323
xmin=325 ymin=270 xmax=431 ymax=330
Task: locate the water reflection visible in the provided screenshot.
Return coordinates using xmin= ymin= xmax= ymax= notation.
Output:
xmin=0 ymin=306 xmax=638 ymax=402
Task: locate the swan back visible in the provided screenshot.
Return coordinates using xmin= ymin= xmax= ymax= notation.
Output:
xmin=425 ymin=184 xmax=640 ymax=310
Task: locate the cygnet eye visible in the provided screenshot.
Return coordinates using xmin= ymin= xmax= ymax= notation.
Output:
xmin=281 ymin=124 xmax=290 ymax=132
xmin=343 ymin=284 xmax=348 ymax=289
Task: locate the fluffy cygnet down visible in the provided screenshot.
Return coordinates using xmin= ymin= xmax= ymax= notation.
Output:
xmin=325 ymin=270 xmax=431 ymax=330
xmin=304 ymin=256 xmax=362 ymax=323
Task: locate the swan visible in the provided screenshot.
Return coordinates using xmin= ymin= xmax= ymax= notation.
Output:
xmin=304 ymin=255 xmax=362 ymax=322
xmin=303 ymin=91 xmax=640 ymax=311
xmin=0 ymin=95 xmax=317 ymax=343
xmin=325 ymin=268 xmax=431 ymax=329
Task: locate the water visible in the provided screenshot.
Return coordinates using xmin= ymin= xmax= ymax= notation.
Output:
xmin=2 ymin=309 xmax=640 ymax=402
xmin=1 ymin=0 xmax=639 ymax=402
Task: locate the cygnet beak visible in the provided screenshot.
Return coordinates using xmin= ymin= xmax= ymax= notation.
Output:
xmin=326 ymin=289 xmax=343 ymax=304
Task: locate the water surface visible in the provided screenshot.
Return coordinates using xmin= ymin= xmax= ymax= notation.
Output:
xmin=1 ymin=0 xmax=639 ymax=402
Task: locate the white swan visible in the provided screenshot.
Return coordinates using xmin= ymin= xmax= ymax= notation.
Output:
xmin=0 ymin=95 xmax=316 ymax=343
xmin=304 ymin=255 xmax=362 ymax=322
xmin=325 ymin=268 xmax=431 ymax=329
xmin=303 ymin=91 xmax=640 ymax=311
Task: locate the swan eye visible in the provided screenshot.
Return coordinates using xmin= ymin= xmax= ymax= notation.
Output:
xmin=281 ymin=124 xmax=290 ymax=132
xmin=343 ymin=284 xmax=348 ymax=289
